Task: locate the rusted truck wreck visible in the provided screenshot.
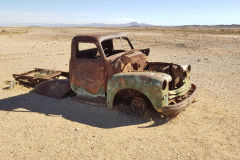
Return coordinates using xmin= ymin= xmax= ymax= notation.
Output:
xmin=14 ymin=33 xmax=197 ymax=116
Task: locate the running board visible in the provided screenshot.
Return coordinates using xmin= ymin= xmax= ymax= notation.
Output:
xmin=71 ymin=96 xmax=106 ymax=106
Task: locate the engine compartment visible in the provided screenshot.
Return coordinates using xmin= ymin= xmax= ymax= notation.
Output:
xmin=144 ymin=62 xmax=190 ymax=90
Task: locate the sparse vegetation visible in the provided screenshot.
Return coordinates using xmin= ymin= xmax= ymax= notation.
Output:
xmin=173 ymin=27 xmax=240 ymax=35
xmin=99 ymin=26 xmax=240 ymax=35
xmin=0 ymin=27 xmax=28 ymax=35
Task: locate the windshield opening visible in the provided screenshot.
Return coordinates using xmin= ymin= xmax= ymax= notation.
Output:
xmin=101 ymin=37 xmax=133 ymax=57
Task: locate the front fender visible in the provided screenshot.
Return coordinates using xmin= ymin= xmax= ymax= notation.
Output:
xmin=107 ymin=72 xmax=172 ymax=112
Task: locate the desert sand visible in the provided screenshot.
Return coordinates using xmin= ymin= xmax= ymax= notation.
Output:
xmin=0 ymin=26 xmax=240 ymax=159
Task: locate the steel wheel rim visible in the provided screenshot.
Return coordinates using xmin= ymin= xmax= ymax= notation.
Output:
xmin=130 ymin=97 xmax=147 ymax=115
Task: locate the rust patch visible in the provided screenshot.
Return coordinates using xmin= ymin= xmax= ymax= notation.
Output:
xmin=13 ymin=68 xmax=69 ymax=87
xmin=70 ymin=59 xmax=105 ymax=95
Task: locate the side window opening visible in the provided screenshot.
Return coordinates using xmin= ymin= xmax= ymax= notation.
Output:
xmin=76 ymin=42 xmax=101 ymax=59
xmin=101 ymin=38 xmax=132 ymax=57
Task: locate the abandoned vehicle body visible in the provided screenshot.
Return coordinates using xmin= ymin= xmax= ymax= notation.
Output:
xmin=14 ymin=33 xmax=197 ymax=116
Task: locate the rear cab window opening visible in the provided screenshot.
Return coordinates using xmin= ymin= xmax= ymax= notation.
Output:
xmin=76 ymin=42 xmax=101 ymax=59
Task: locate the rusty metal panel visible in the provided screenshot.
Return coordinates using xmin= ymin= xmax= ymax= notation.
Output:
xmin=72 ymin=32 xmax=127 ymax=44
xmin=13 ymin=68 xmax=69 ymax=87
xmin=69 ymin=59 xmax=105 ymax=96
xmin=34 ymin=79 xmax=71 ymax=99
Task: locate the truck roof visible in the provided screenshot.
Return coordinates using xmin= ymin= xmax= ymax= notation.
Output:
xmin=72 ymin=32 xmax=127 ymax=43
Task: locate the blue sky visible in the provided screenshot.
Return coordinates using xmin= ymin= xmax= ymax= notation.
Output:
xmin=0 ymin=0 xmax=239 ymax=25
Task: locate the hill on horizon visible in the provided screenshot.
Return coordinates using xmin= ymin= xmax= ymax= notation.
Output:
xmin=0 ymin=22 xmax=154 ymax=27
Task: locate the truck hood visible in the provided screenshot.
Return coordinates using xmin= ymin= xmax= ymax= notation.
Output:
xmin=113 ymin=71 xmax=172 ymax=83
xmin=113 ymin=50 xmax=147 ymax=73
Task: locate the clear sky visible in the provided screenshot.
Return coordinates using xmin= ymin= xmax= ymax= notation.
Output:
xmin=0 ymin=0 xmax=239 ymax=25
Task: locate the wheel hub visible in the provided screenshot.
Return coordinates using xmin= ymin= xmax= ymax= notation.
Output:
xmin=130 ymin=97 xmax=147 ymax=115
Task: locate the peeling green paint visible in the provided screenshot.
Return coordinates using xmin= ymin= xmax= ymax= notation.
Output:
xmin=107 ymin=72 xmax=171 ymax=112
xmin=71 ymin=84 xmax=105 ymax=98
xmin=106 ymin=71 xmax=191 ymax=113
xmin=71 ymin=71 xmax=191 ymax=113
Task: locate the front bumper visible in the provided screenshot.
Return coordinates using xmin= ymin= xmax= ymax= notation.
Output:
xmin=162 ymin=84 xmax=197 ymax=115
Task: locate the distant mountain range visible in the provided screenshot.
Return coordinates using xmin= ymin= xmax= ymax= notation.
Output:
xmin=177 ymin=24 xmax=240 ymax=28
xmin=1 ymin=22 xmax=240 ymax=28
xmin=0 ymin=22 xmax=154 ymax=27
xmin=73 ymin=22 xmax=153 ymax=27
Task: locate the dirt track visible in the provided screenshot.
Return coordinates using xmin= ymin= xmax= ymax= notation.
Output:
xmin=0 ymin=27 xmax=240 ymax=159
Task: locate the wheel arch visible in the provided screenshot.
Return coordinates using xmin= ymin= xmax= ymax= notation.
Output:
xmin=112 ymin=88 xmax=153 ymax=108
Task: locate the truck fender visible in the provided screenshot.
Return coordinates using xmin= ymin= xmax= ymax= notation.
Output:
xmin=107 ymin=72 xmax=172 ymax=112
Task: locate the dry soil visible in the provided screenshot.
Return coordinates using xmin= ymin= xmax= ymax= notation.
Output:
xmin=0 ymin=27 xmax=240 ymax=160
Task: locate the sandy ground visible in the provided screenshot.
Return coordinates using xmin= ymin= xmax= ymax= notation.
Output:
xmin=0 ymin=27 xmax=240 ymax=159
